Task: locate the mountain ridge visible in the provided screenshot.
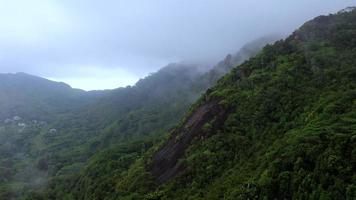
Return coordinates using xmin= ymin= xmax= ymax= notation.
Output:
xmin=51 ymin=8 xmax=356 ymax=200
xmin=0 ymin=35 xmax=277 ymax=199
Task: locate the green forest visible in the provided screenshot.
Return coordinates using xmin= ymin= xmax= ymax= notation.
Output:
xmin=0 ymin=7 xmax=355 ymax=200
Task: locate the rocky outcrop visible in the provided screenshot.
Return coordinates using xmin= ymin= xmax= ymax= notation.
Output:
xmin=150 ymin=100 xmax=229 ymax=184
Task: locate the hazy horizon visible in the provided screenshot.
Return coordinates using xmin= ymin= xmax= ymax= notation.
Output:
xmin=0 ymin=0 xmax=355 ymax=90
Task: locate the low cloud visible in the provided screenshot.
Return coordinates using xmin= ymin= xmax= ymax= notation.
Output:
xmin=0 ymin=0 xmax=354 ymax=89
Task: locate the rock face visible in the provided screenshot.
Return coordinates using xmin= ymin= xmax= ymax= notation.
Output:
xmin=150 ymin=63 xmax=253 ymax=184
xmin=150 ymin=100 xmax=229 ymax=184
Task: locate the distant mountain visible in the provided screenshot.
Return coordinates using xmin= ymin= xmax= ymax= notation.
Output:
xmin=197 ymin=35 xmax=281 ymax=88
xmin=47 ymin=8 xmax=356 ymax=200
xmin=81 ymin=63 xmax=205 ymax=130
xmin=0 ymin=72 xmax=104 ymax=121
xmin=206 ymin=35 xmax=281 ymax=81
xmin=0 ymin=36 xmax=278 ymax=198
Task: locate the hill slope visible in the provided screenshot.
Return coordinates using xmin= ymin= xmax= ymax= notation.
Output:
xmin=0 ymin=72 xmax=102 ymax=121
xmin=49 ymin=9 xmax=356 ymax=200
xmin=0 ymin=37 xmax=274 ymax=199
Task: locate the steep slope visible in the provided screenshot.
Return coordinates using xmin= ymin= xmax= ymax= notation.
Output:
xmin=0 ymin=66 xmax=204 ymax=199
xmin=79 ymin=63 xmax=206 ymax=133
xmin=148 ymin=9 xmax=356 ymax=199
xmin=0 ymin=65 xmax=206 ymax=200
xmin=19 ymin=38 xmax=276 ymax=199
xmin=200 ymin=34 xmax=281 ymax=85
xmin=52 ymin=9 xmax=356 ymax=200
xmin=44 ymin=36 xmax=275 ymax=159
xmin=78 ymin=35 xmax=280 ymax=135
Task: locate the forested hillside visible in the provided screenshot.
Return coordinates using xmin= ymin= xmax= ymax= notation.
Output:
xmin=0 ymin=72 xmax=104 ymax=121
xmin=34 ymin=9 xmax=356 ymax=200
xmin=0 ymin=36 xmax=274 ymax=199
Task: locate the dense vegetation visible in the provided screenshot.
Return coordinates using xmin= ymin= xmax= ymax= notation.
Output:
xmin=3 ymin=8 xmax=355 ymax=200
xmin=0 ymin=36 xmax=273 ymax=199
xmin=0 ymin=65 xmax=204 ymax=199
xmin=0 ymin=72 xmax=104 ymax=121
xmin=31 ymin=9 xmax=356 ymax=200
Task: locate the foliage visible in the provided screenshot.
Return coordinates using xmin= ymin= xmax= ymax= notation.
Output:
xmin=45 ymin=9 xmax=356 ymax=200
xmin=2 ymin=8 xmax=354 ymax=200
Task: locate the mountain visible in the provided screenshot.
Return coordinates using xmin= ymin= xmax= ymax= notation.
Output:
xmin=0 ymin=72 xmax=104 ymax=121
xmin=41 ymin=8 xmax=356 ymax=200
xmin=0 ymin=36 xmax=273 ymax=199
xmin=0 ymin=66 xmax=205 ymax=200
xmin=201 ymin=34 xmax=282 ymax=85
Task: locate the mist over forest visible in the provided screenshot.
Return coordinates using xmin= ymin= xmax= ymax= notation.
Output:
xmin=0 ymin=1 xmax=355 ymax=199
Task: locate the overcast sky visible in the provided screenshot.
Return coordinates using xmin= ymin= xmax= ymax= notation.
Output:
xmin=0 ymin=0 xmax=355 ymax=90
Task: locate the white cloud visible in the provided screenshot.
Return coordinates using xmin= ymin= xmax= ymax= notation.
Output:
xmin=47 ymin=66 xmax=138 ymax=90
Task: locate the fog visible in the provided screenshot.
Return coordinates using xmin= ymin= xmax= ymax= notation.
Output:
xmin=0 ymin=0 xmax=354 ymax=90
